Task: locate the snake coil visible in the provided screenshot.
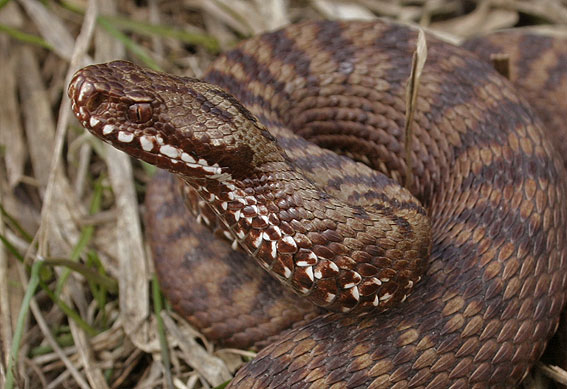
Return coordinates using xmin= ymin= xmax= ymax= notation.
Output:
xmin=69 ymin=20 xmax=567 ymax=388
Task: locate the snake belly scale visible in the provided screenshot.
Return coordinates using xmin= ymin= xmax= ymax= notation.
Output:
xmin=68 ymin=20 xmax=567 ymax=388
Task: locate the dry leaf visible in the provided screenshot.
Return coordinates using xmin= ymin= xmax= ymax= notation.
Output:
xmin=404 ymin=28 xmax=427 ymax=190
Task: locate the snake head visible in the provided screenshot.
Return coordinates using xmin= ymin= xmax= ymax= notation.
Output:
xmin=68 ymin=60 xmax=282 ymax=182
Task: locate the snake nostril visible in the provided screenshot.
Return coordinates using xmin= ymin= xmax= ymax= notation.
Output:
xmin=86 ymin=92 xmax=105 ymax=113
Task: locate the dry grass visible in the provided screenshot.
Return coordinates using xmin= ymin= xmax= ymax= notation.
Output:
xmin=1 ymin=0 xmax=566 ymax=388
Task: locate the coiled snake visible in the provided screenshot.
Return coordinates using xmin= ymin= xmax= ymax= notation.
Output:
xmin=68 ymin=20 xmax=567 ymax=388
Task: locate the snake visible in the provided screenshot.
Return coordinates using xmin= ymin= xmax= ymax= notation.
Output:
xmin=67 ymin=20 xmax=567 ymax=388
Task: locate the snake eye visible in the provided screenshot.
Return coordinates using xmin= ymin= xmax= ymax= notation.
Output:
xmin=127 ymin=103 xmax=152 ymax=123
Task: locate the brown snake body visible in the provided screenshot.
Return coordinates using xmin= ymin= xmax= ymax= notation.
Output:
xmin=68 ymin=20 xmax=567 ymax=388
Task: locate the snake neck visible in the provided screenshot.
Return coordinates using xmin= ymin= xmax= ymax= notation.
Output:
xmin=68 ymin=60 xmax=431 ymax=313
xmin=184 ymin=158 xmax=430 ymax=312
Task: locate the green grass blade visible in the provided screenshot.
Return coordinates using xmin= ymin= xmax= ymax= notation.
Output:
xmin=46 ymin=258 xmax=118 ymax=293
xmin=86 ymin=251 xmax=110 ymax=326
xmin=0 ymin=203 xmax=33 ymax=243
xmin=0 ymin=23 xmax=53 ymax=50
xmin=101 ymin=15 xmax=220 ymax=53
xmin=66 ymin=198 xmax=98 ymax=267
xmin=6 ymin=260 xmax=43 ymax=389
xmin=0 ymin=0 xmax=11 ymax=10
xmin=54 ymin=177 xmax=103 ymax=296
xmin=0 ymin=233 xmax=24 ymax=262
xmin=97 ymin=17 xmax=161 ymax=71
xmin=39 ymin=278 xmax=98 ymax=337
xmin=29 ymin=332 xmax=74 ymax=357
xmin=61 ymin=1 xmax=219 ymax=53
xmin=153 ymin=274 xmax=174 ymax=389
xmin=214 ymin=380 xmax=231 ymax=389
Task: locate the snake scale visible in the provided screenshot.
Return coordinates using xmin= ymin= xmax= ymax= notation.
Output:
xmin=68 ymin=20 xmax=567 ymax=388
